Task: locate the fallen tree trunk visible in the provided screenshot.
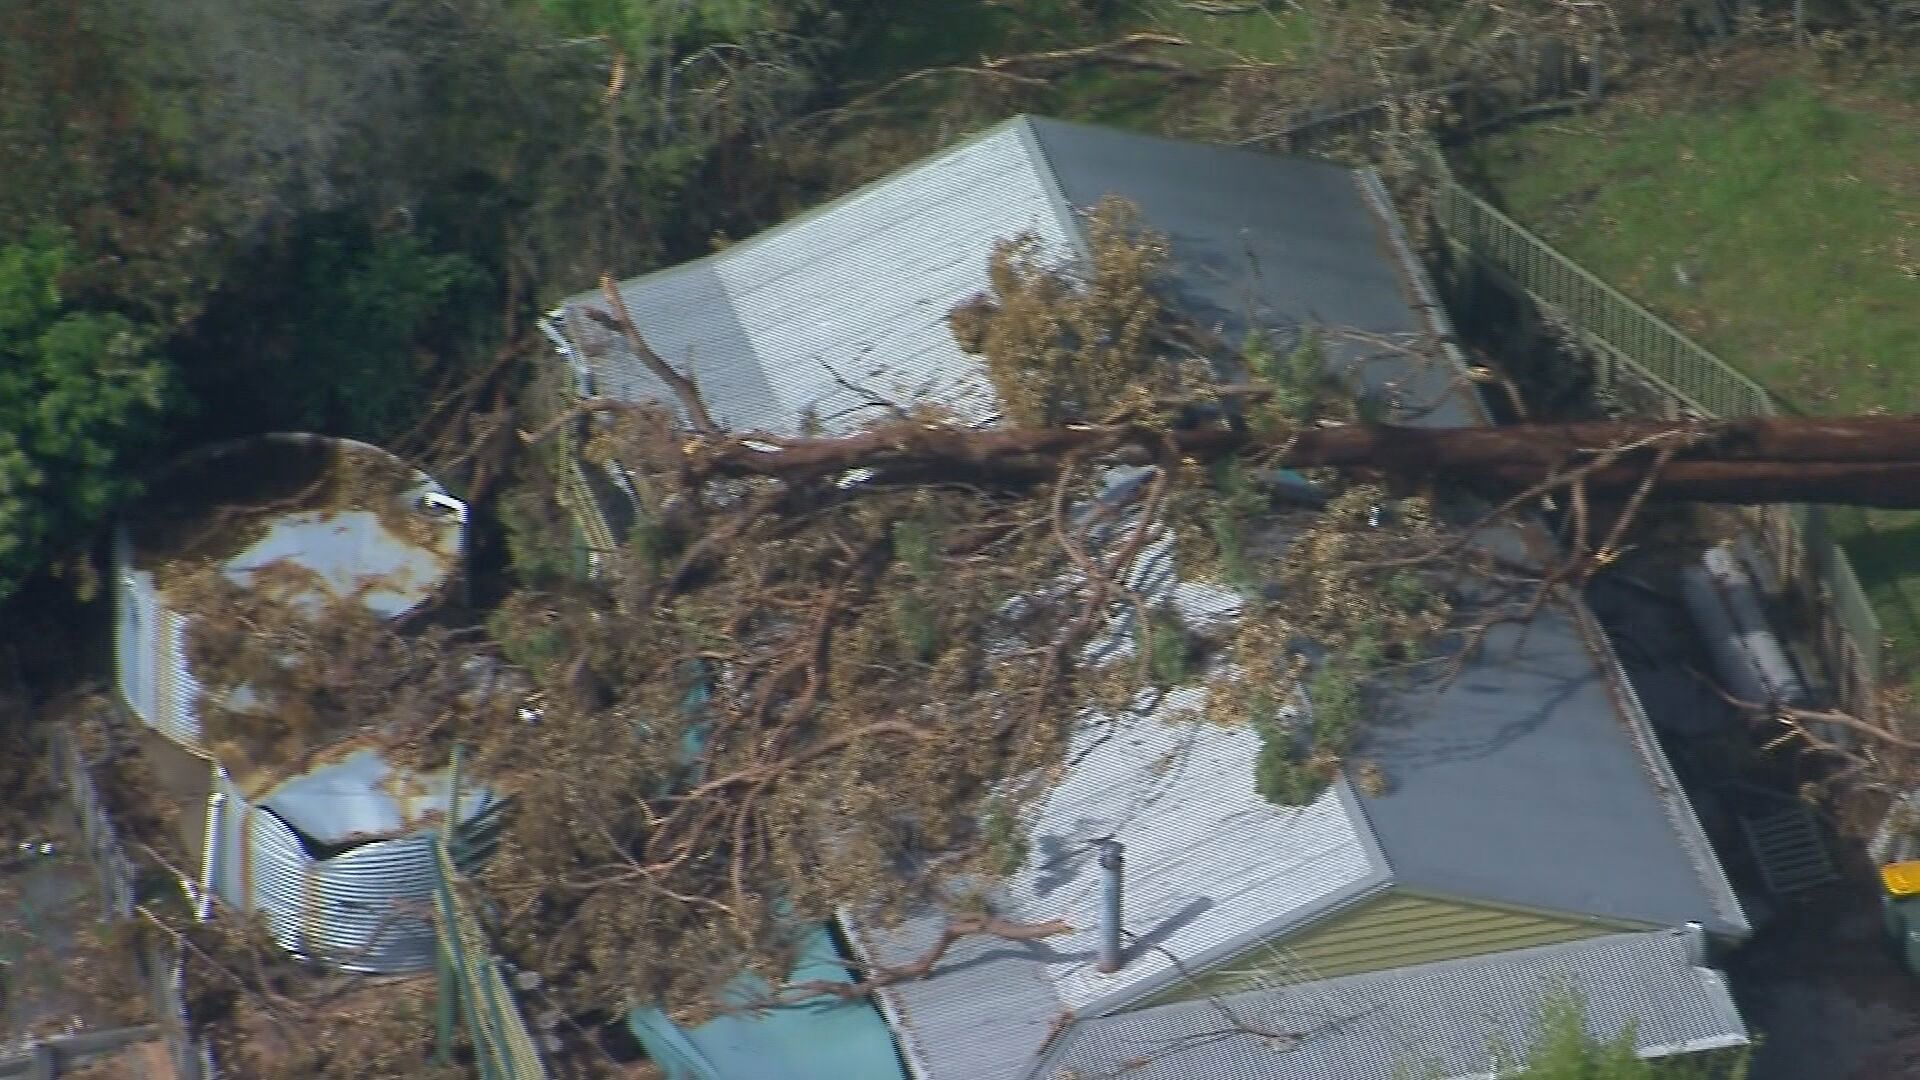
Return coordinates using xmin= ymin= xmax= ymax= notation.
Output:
xmin=643 ymin=413 xmax=1920 ymax=508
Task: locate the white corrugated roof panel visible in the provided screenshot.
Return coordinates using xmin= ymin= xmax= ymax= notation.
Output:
xmin=557 ymin=120 xmax=1076 ymax=437
xmin=1004 ymin=691 xmax=1386 ymax=1016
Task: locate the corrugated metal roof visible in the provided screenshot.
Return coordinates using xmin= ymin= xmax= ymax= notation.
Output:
xmin=843 ymin=689 xmax=1389 ymax=1080
xmin=114 ymin=434 xmax=466 ymax=751
xmin=1021 ymin=116 xmax=1486 ymax=430
xmin=553 ymin=120 xmax=1075 ymax=436
xmin=1009 ymin=704 xmax=1386 ymax=1015
xmin=846 ymin=895 xmax=1079 ymax=1080
xmin=627 ymin=923 xmax=909 ymax=1080
xmin=1032 ymin=928 xmax=1749 ymax=1080
xmin=209 ymin=754 xmax=498 ymax=974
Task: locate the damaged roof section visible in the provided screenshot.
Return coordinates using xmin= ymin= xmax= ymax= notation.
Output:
xmin=257 ymin=746 xmax=502 ymax=855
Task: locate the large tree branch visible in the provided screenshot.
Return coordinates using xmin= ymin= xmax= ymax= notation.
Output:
xmin=629 ymin=413 xmax=1920 ymax=507
xmin=589 ymin=274 xmax=720 ymax=434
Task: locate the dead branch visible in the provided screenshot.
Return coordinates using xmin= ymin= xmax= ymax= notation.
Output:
xmin=1703 ymin=675 xmax=1920 ymax=752
xmin=592 ymin=275 xmax=720 ymax=433
xmin=778 ymin=915 xmax=1073 ymax=1002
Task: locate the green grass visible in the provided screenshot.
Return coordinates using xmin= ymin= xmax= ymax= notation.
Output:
xmin=1474 ymin=62 xmax=1920 ymax=667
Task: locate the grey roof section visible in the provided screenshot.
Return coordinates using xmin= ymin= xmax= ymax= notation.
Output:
xmin=1356 ymin=568 xmax=1749 ymax=939
xmin=846 ymin=894 xmax=1069 ymax=1080
xmin=1022 ymin=116 xmax=1483 ymax=429
xmin=554 ymin=116 xmax=1478 ymax=439
xmin=552 ymin=120 xmax=1076 ymax=436
xmin=1033 ymin=928 xmax=1749 ymax=1080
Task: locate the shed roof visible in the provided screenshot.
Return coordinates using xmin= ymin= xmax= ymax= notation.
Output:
xmin=1033 ymin=928 xmax=1749 ymax=1080
xmin=257 ymin=746 xmax=500 ymax=849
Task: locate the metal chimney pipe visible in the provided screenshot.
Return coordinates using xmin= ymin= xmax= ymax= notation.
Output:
xmin=1681 ymin=920 xmax=1707 ymax=966
xmin=1097 ymin=839 xmax=1125 ymax=974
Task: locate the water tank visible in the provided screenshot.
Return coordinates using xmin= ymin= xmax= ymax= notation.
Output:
xmin=113 ymin=433 xmax=467 ymax=750
xmin=111 ymin=433 xmax=491 ymax=973
xmin=1680 ymin=541 xmax=1825 ymax=742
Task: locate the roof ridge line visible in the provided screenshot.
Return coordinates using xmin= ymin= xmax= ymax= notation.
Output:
xmin=1012 ymin=116 xmax=1095 ymax=262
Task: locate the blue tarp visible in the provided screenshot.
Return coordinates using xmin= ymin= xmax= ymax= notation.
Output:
xmin=627 ymin=924 xmax=909 ymax=1080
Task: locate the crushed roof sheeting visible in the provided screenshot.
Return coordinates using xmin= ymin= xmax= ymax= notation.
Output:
xmin=210 ymin=759 xmax=498 ymax=974
xmin=258 ymin=746 xmax=499 ymax=847
xmin=1033 ymin=929 xmax=1749 ymax=1080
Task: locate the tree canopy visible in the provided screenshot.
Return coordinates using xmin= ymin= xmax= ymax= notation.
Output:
xmin=0 ymin=233 xmax=168 ymax=599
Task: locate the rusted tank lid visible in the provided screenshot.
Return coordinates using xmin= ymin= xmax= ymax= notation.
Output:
xmin=131 ymin=433 xmax=465 ymax=619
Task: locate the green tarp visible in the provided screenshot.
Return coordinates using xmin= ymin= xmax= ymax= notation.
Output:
xmin=626 ymin=924 xmax=908 ymax=1080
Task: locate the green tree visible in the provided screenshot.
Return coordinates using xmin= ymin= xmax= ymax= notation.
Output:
xmin=1488 ymin=992 xmax=1748 ymax=1080
xmin=0 ymin=234 xmax=168 ymax=598
xmin=177 ymin=218 xmax=488 ymax=441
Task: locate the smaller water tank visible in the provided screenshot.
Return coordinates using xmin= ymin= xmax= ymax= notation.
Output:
xmin=1680 ymin=541 xmax=1827 ymax=742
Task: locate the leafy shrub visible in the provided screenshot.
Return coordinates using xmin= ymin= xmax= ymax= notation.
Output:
xmin=0 ymin=232 xmax=170 ymax=598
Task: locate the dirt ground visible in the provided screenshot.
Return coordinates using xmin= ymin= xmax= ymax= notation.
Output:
xmin=0 ymin=815 xmax=147 ymax=1042
xmin=1730 ymin=866 xmax=1920 ymax=1080
xmin=1586 ymin=571 xmax=1920 ymax=1079
xmin=64 ymin=1038 xmax=176 ymax=1079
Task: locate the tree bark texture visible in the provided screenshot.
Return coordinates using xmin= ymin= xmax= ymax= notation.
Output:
xmin=672 ymin=414 xmax=1920 ymax=509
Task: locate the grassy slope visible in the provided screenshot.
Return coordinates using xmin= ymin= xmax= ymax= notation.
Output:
xmin=1472 ymin=53 xmax=1920 ymax=667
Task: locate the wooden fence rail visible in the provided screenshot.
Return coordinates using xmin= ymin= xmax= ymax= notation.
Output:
xmin=47 ymin=726 xmax=214 ymax=1080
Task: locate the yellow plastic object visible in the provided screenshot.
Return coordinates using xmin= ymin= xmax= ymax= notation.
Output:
xmin=1882 ymin=861 xmax=1920 ymax=897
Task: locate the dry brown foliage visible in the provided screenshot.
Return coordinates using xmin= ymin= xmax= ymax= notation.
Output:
xmin=161 ymin=903 xmax=465 ymax=1080
xmin=951 ymin=196 xmax=1188 ymax=428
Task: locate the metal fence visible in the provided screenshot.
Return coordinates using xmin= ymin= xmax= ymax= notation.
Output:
xmin=1244 ymin=33 xmax=1602 ymax=158
xmin=431 ymin=844 xmax=548 ymax=1080
xmin=48 ymin=726 xmax=214 ymax=1080
xmin=431 ymin=750 xmax=548 ymax=1080
xmin=1418 ymin=148 xmax=1884 ymax=720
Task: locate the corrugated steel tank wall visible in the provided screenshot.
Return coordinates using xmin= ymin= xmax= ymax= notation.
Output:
xmin=206 ymin=766 xmax=501 ymax=974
